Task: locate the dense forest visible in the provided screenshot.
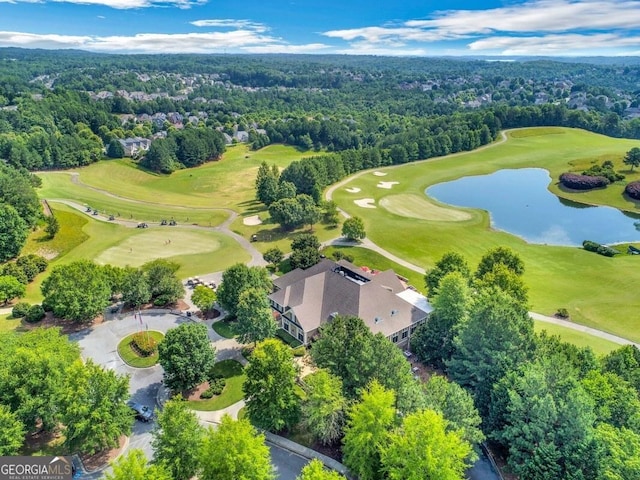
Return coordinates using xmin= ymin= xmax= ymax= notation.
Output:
xmin=3 ymin=50 xmax=640 ymax=172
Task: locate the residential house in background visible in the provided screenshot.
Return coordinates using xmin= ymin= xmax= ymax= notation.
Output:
xmin=118 ymin=137 xmax=151 ymax=157
xmin=269 ymin=259 xmax=432 ymax=347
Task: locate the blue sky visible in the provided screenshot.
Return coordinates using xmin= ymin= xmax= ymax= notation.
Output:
xmin=1 ymin=0 xmax=640 ymax=56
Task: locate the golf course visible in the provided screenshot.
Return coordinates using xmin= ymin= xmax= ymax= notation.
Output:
xmin=17 ymin=127 xmax=640 ymax=349
xmin=331 ymin=127 xmax=640 ymax=342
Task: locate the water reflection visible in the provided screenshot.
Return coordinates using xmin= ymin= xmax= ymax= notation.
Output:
xmin=426 ymin=168 xmax=640 ymax=246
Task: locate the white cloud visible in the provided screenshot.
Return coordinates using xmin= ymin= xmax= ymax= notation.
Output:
xmin=469 ymin=33 xmax=640 ymax=55
xmin=190 ymin=19 xmax=268 ymax=32
xmin=322 ymin=0 xmax=640 ymax=56
xmin=0 ymin=30 xmax=329 ymax=54
xmin=408 ymin=0 xmax=640 ymax=35
xmin=0 ymin=0 xmax=206 ymax=9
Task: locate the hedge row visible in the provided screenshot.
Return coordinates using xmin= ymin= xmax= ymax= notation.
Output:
xmin=625 ymin=181 xmax=640 ymax=200
xmin=583 ymin=240 xmax=618 ymax=257
xmin=560 ymin=173 xmax=609 ymax=190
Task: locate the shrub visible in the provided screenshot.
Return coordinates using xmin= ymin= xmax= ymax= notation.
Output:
xmin=582 ymin=163 xmax=625 ymax=183
xmin=242 ymin=345 xmax=254 ymax=360
xmin=560 ymin=172 xmax=609 ymax=190
xmin=582 ymin=240 xmax=618 ymax=257
xmin=200 ymin=378 xmax=226 ymax=398
xmin=25 ymin=304 xmax=45 ymax=323
xmin=131 ymin=332 xmax=158 ymax=356
xmin=12 ymin=302 xmax=30 ymax=318
xmin=292 ymin=346 xmax=306 ymax=357
xmin=41 ymin=298 xmax=53 ymax=312
xmin=625 ymin=181 xmax=640 ymax=200
xmin=153 ymin=294 xmax=173 ymax=306
xmin=556 ymin=308 xmax=569 ymax=318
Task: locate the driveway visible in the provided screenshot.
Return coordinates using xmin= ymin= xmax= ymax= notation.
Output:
xmin=70 ymin=311 xmax=308 ymax=479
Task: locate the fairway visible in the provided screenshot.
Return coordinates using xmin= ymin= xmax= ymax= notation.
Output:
xmin=95 ymin=229 xmax=222 ymax=268
xmin=379 ymin=194 xmax=473 ymax=221
xmin=332 ymin=127 xmax=640 ymax=342
xmin=533 ymin=321 xmax=620 ymax=355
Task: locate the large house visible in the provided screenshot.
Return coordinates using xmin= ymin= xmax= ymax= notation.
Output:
xmin=118 ymin=137 xmax=151 ymax=157
xmin=269 ymin=259 xmax=432 ymax=347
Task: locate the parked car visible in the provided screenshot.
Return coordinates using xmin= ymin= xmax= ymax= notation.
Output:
xmin=127 ymin=401 xmax=153 ymax=422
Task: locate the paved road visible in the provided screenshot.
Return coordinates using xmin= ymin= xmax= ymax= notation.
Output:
xmin=71 ymin=311 xmax=309 ymax=479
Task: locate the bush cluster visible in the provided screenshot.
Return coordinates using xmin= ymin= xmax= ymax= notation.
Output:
xmin=583 ymin=240 xmax=618 ymax=257
xmin=582 ymin=161 xmax=625 ymax=183
xmin=131 ymin=332 xmax=158 ymax=356
xmin=11 ymin=302 xmax=31 ymax=318
xmin=556 ymin=308 xmax=570 ymax=318
xmin=25 ymin=305 xmax=45 ymax=323
xmin=200 ymin=378 xmax=226 ymax=398
xmin=625 ymin=181 xmax=640 ymax=200
xmin=332 ymin=250 xmax=355 ymax=263
xmin=292 ymin=346 xmax=306 ymax=357
xmin=2 ymin=254 xmax=48 ymax=285
xmin=560 ymin=173 xmax=609 ymax=190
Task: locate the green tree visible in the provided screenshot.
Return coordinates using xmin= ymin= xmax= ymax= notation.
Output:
xmin=44 ymin=214 xmax=59 ymax=239
xmin=447 ymin=288 xmax=534 ymax=418
xmin=311 ymin=315 xmax=376 ymax=398
xmin=601 ymin=345 xmax=640 ymax=393
xmin=624 ymin=146 xmax=640 ymax=171
xmin=581 ymin=370 xmax=640 ymax=431
xmin=41 ymin=260 xmax=111 ymax=322
xmin=243 ymin=339 xmax=300 ymax=432
xmin=0 ymin=275 xmax=25 ymax=304
xmin=121 ymin=268 xmax=151 ymax=308
xmin=474 ymin=263 xmax=528 ymax=305
xmin=255 ymin=161 xmax=280 ymax=206
xmin=236 ymin=287 xmax=277 ymax=346
xmin=0 ymin=328 xmax=79 ymax=431
xmin=290 ymin=247 xmax=321 ymax=270
xmin=142 ymin=259 xmax=183 ymax=305
xmin=152 ymin=397 xmax=204 ymax=480
xmin=491 ymin=361 xmax=596 ymax=480
xmin=301 ymin=370 xmax=347 ymax=445
xmin=341 ymin=216 xmax=366 ymax=241
xmin=422 ymin=375 xmax=484 ymax=451
xmin=269 ymin=197 xmax=303 ymax=230
xmin=320 ymin=200 xmax=340 ymax=227
xmin=263 ymin=247 xmax=284 ymax=266
xmin=217 ymin=264 xmax=272 ymax=316
xmin=342 ymin=381 xmax=396 ymax=480
xmin=475 ymin=246 xmax=525 ymax=278
xmin=299 ymin=194 xmax=321 ymax=230
xmin=381 ymin=409 xmax=472 ymax=480
xmin=593 ymin=424 xmax=640 ymax=480
xmin=424 ymin=251 xmax=471 ymax=296
xmin=191 ymin=285 xmax=217 ymax=313
xmin=0 ymin=204 xmax=28 ymax=262
xmin=291 ymin=233 xmax=321 ymax=251
xmin=61 ymin=360 xmax=133 ymax=455
xmin=0 ymin=404 xmax=25 ymax=456
xmin=158 ymin=323 xmax=216 ymax=392
xmin=412 ymin=271 xmax=469 ymax=370
xmin=107 ymin=138 xmax=125 ymax=158
xmin=106 ymin=449 xmax=172 ymax=480
xmin=200 ymin=415 xmax=275 ymax=480
xmin=297 ymin=459 xmax=346 ymax=480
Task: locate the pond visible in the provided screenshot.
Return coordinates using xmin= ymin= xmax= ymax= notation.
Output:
xmin=426 ymin=168 xmax=640 ymax=246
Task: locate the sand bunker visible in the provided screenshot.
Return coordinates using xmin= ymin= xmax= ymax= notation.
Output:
xmin=243 ymin=215 xmax=262 ymax=226
xmin=373 ymin=171 xmax=388 ymax=177
xmin=354 ymin=198 xmax=376 ymax=209
xmin=379 ymin=194 xmax=472 ymax=222
xmin=377 ymin=181 xmax=399 ymax=189
xmin=345 ymin=187 xmax=361 ymax=193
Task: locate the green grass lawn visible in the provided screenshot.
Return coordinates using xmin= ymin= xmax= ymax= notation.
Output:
xmin=38 ymin=173 xmax=229 ymax=226
xmin=533 ymin=321 xmax=621 ymax=355
xmin=187 ymin=359 xmax=245 ymax=411
xmin=212 ymin=319 xmax=237 ymax=339
xmin=117 ymin=331 xmax=165 ymax=367
xmin=68 ymin=144 xmax=315 ymax=211
xmin=332 ymin=127 xmax=640 ymax=342
xmin=0 ymin=313 xmax=22 ymax=333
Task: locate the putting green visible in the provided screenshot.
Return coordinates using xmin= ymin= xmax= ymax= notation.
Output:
xmin=95 ymin=229 xmax=222 ymax=268
xmin=379 ymin=194 xmax=472 ymax=222
xmin=332 ymin=127 xmax=640 ymax=342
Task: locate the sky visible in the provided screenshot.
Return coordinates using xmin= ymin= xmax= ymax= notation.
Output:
xmin=1 ymin=0 xmax=640 ymax=56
